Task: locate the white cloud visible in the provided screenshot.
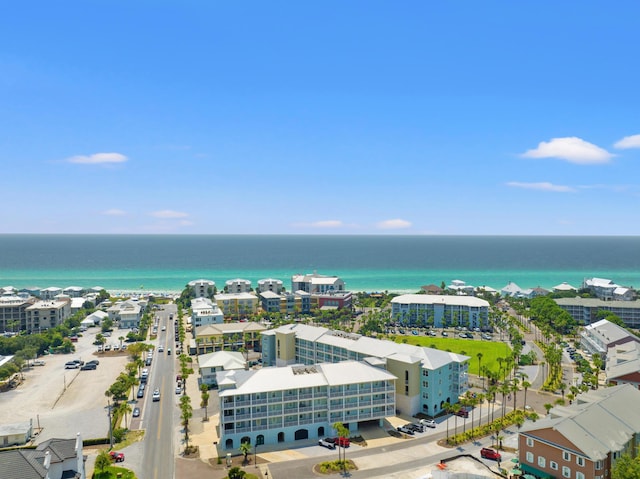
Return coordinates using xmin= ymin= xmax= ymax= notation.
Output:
xmin=521 ymin=137 xmax=613 ymax=164
xmin=376 ymin=218 xmax=412 ymax=230
xmin=150 ymin=210 xmax=189 ymax=219
xmin=506 ymin=181 xmax=576 ymax=193
xmin=310 ymin=220 xmax=343 ymax=228
xmin=614 ymin=134 xmax=640 ymax=149
xmin=66 ymin=152 xmax=128 ymax=164
xmin=101 ymin=208 xmax=127 ymax=216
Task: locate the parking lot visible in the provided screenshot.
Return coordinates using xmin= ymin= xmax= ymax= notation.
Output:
xmin=0 ymin=327 xmax=130 ymax=443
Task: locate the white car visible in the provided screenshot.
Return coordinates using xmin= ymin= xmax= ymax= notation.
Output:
xmin=152 ymin=389 xmax=161 ymax=402
xmin=158 ymin=345 xmax=164 ymax=352
xmin=161 ymin=326 xmax=166 ymax=331
xmin=420 ymin=418 xmax=436 ymax=428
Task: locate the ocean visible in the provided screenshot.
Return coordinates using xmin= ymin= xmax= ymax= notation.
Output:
xmin=1 ymin=235 xmax=640 ymax=294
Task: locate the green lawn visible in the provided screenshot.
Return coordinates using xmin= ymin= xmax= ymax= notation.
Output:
xmin=393 ymin=335 xmax=511 ymax=376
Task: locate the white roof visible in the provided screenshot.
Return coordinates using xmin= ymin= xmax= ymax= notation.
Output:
xmin=198 ymin=351 xmax=246 ymax=370
xmin=218 ymin=361 xmax=396 ymax=396
xmin=553 ymin=282 xmax=577 ymax=291
xmin=215 ymin=292 xmax=257 ymax=300
xmin=501 ymin=282 xmax=522 ymax=294
xmin=585 ymin=319 xmax=639 ymax=344
xmin=391 ymin=294 xmax=489 ymax=308
xmin=188 ymin=279 xmax=215 ymax=285
xmin=259 ymin=291 xmax=281 ymax=299
xmin=586 ymin=277 xmax=616 ymax=287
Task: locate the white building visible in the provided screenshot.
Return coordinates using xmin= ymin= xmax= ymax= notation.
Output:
xmin=225 ymin=278 xmax=252 ymax=294
xmin=198 ymin=350 xmax=247 ymax=387
xmin=447 ymin=279 xmax=475 ymax=295
xmin=188 ymin=279 xmax=216 ymax=298
xmin=217 ymin=361 xmax=396 ymax=451
xmin=107 ymin=300 xmax=143 ymax=329
xmin=191 ymin=297 xmax=224 ymax=327
xmin=500 ymin=281 xmax=523 ymax=297
xmin=580 ymin=318 xmax=640 ymax=359
xmin=257 ymin=278 xmax=284 ymax=294
xmin=291 ymin=273 xmax=345 ymax=294
xmin=25 ymin=299 xmax=71 ymax=332
xmin=40 ymin=287 xmax=63 ymax=300
xmin=63 ymin=286 xmax=84 ymax=297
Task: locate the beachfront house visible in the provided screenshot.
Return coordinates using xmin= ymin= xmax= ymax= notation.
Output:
xmin=225 ymin=278 xmax=252 ymax=293
xmin=191 ymin=297 xmax=224 ymax=327
xmin=188 ymin=279 xmax=216 ymax=298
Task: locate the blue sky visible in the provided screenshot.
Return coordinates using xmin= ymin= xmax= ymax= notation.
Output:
xmin=2 ymin=1 xmax=639 ymax=235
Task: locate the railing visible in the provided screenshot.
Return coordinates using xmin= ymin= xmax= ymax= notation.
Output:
xmin=235 ymin=413 xmax=251 ymax=420
xmin=235 ymin=400 xmax=251 ymax=407
xmin=252 ymin=411 xmax=268 ymax=418
xmin=252 ymin=398 xmax=268 ymax=405
xmin=284 ymin=419 xmax=298 ymax=427
xmin=299 ymin=393 xmax=313 ymax=399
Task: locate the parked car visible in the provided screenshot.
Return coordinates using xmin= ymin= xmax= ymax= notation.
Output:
xmin=420 ymin=418 xmax=436 ymax=428
xmin=33 ymin=359 xmax=46 ymax=366
xmin=167 ymin=348 xmax=171 ymax=355
xmin=80 ymin=363 xmax=97 ymax=370
xmin=86 ymin=359 xmax=99 ymax=366
xmin=137 ymin=387 xmax=145 ymax=399
xmin=397 ymin=425 xmax=415 ymax=435
xmin=109 ymin=451 xmax=125 ymax=462
xmin=480 ymin=448 xmax=501 ymax=461
xmin=132 ymin=407 xmax=140 ymax=418
xmin=455 ymin=408 xmax=469 ymax=418
xmin=64 ymin=361 xmax=79 ymax=369
xmin=406 ymin=423 xmax=424 ymax=433
xmin=441 ymin=331 xmax=448 ymax=337
xmin=175 ymin=386 xmax=182 ymax=395
xmin=318 ymin=438 xmax=336 ymax=449
xmin=328 ymin=436 xmax=350 ymax=447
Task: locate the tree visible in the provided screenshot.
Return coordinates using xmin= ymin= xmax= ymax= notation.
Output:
xmin=333 ymin=421 xmax=350 ymax=473
xmin=544 ymin=403 xmax=554 ymax=415
xmin=476 ymin=352 xmax=483 ymax=382
xmin=95 ymin=450 xmax=112 ymax=472
xmin=227 ymin=466 xmax=247 ymax=479
xmin=612 ymin=453 xmax=640 ymax=479
xmin=200 ymin=383 xmax=210 ymax=421
xmin=180 ymin=395 xmax=193 ymax=450
xmin=522 ymin=380 xmax=531 ymax=410
xmin=239 ymin=441 xmax=252 ymax=465
xmin=118 ymin=401 xmax=132 ymax=428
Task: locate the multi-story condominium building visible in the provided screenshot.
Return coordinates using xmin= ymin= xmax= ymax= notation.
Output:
xmin=582 ymin=277 xmax=636 ymax=301
xmin=262 ymin=324 xmax=469 ymax=417
xmin=605 ymin=341 xmax=640 ymax=388
xmin=579 ymin=319 xmax=640 ymax=360
xmin=518 ymin=384 xmax=640 ymax=479
xmin=311 ymin=291 xmax=352 ymax=310
xmin=188 ymin=279 xmax=216 ymax=298
xmin=390 ymin=294 xmax=490 ymax=329
xmin=225 ymin=278 xmax=252 ymax=294
xmin=217 ymin=361 xmax=396 ymax=451
xmin=192 ymin=322 xmax=266 ymax=355
xmin=0 ymin=295 xmax=36 ymax=333
xmin=555 ymin=297 xmax=640 ymax=329
xmin=257 ymin=278 xmax=284 ymax=294
xmin=25 ymin=299 xmax=71 ymax=332
xmin=259 ymin=290 xmax=311 ymax=314
xmin=106 ymin=300 xmax=143 ymax=329
xmin=191 ymin=297 xmax=224 ymax=328
xmin=62 ymin=286 xmax=84 ymax=297
xmin=198 ymin=351 xmax=247 ymax=387
xmin=214 ymin=292 xmax=258 ymax=318
xmin=291 ymin=273 xmax=345 ymax=294
xmin=40 ymin=287 xmax=63 ymax=300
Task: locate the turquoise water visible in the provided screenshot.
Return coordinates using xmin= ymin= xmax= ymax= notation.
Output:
xmin=1 ymin=235 xmax=640 ymax=293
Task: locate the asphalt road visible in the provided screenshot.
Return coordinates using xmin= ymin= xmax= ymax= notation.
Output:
xmin=139 ymin=305 xmax=178 ymax=479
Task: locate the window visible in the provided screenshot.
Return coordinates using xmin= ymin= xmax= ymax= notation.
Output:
xmin=576 ymin=456 xmax=585 ymax=467
xmin=538 ymin=456 xmax=546 ymax=468
xmin=526 ymin=437 xmax=534 ymax=447
xmin=563 ymin=451 xmax=571 ymax=461
xmin=550 ymin=461 xmax=558 ymax=470
xmin=526 ymin=452 xmax=534 ymax=463
xmin=576 ymin=473 xmax=585 ymax=479
xmin=595 ymin=460 xmax=602 ymax=470
xmin=562 ymin=466 xmax=571 ymax=478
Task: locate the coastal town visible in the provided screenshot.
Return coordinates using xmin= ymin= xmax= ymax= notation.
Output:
xmin=2 ymin=273 xmax=640 ymax=479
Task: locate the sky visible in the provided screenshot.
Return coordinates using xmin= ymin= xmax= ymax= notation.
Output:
xmin=1 ymin=1 xmax=640 ymax=235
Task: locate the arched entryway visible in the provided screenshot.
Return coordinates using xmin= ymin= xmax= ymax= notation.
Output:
xmin=318 ymin=426 xmax=325 ymax=437
xmin=277 ymin=432 xmax=285 ymax=443
xmin=294 ymin=429 xmax=309 ymax=440
xmin=225 ymin=438 xmax=233 ymax=449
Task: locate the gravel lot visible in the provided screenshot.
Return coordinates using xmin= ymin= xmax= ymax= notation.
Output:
xmin=0 ymin=327 xmax=131 ymax=444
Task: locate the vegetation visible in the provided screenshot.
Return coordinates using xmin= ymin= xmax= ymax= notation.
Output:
xmin=317 ymin=459 xmax=357 ymax=474
xmin=612 ymin=453 xmax=640 ymax=479
xmin=92 ymin=465 xmax=137 ymax=479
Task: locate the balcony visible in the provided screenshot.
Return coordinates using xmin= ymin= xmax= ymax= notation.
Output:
xmin=235 ymin=426 xmax=252 ymax=433
xmin=252 ymin=411 xmax=268 ymax=418
xmin=235 ymin=413 xmax=251 ymax=420
xmin=252 ymin=398 xmax=268 ymax=405
xmin=284 ymin=419 xmax=298 ymax=427
xmin=235 ymin=400 xmax=251 ymax=407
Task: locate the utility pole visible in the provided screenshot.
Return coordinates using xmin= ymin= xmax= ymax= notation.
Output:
xmin=107 ymin=399 xmax=113 ymax=448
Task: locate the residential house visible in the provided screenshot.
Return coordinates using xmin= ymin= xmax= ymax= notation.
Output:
xmin=0 ymin=420 xmax=33 ymax=447
xmin=583 ymin=277 xmax=620 ymax=301
xmin=446 ymin=280 xmax=475 ymax=295
xmin=390 ymin=294 xmax=490 ymax=329
xmin=40 ymin=287 xmax=63 ymax=300
xmin=198 ymin=350 xmax=247 ymax=387
xmin=553 ymin=282 xmax=578 ymax=293
xmin=259 ymin=290 xmax=311 ymax=315
xmin=0 ymin=433 xmax=86 ymax=479
xmin=217 ymin=361 xmax=396 ymax=451
xmin=261 ymin=323 xmax=469 ymax=417
xmin=501 ymin=281 xmax=523 ymax=297
xmin=107 ymin=300 xmax=143 ymax=329
xmin=311 ymin=290 xmax=351 ymax=311
xmin=421 ymin=284 xmax=443 ymax=295
xmin=62 ymin=286 xmax=84 ymax=298
xmin=518 ymin=384 xmax=640 ymax=479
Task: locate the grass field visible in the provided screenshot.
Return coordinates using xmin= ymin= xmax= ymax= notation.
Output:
xmin=392 ymin=335 xmax=511 ymax=376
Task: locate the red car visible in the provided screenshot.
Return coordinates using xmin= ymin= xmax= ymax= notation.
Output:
xmin=455 ymin=407 xmax=469 ymax=418
xmin=480 ymin=448 xmax=501 ymax=461
xmin=109 ymin=451 xmax=125 ymax=462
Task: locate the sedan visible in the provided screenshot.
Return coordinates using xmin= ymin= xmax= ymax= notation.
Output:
xmin=132 ymin=407 xmax=140 ymax=418
xmin=109 ymin=451 xmax=125 ymax=462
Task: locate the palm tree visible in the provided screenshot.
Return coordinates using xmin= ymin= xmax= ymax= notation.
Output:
xmin=559 ymin=382 xmax=567 ymax=400
xmin=499 ymin=382 xmax=511 ymax=418
xmin=476 ymin=352 xmax=483 ymax=383
xmin=474 ymin=393 xmax=484 ymax=430
xmin=95 ymin=450 xmax=112 ymax=473
xmin=451 ymin=403 xmax=461 ymax=443
xmin=239 ymin=441 xmax=252 ymax=465
xmin=544 ymin=403 xmax=553 ymax=415
xmin=511 ymin=378 xmax=519 ymax=411
xmin=118 ymin=401 xmax=132 ymax=428
xmin=442 ymin=402 xmax=451 ymax=443
xmin=333 ymin=421 xmax=350 ymax=473
xmin=200 ymin=383 xmax=210 ymax=421
xmin=522 ymin=380 xmax=531 ymax=410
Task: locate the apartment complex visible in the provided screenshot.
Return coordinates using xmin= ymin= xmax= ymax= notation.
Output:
xmin=579 ymin=319 xmax=640 ymax=359
xmin=555 ymin=297 xmax=640 ymax=329
xmin=198 ymin=350 xmax=247 ymax=387
xmin=0 ymin=295 xmax=36 ymax=333
xmin=192 ymin=322 xmax=266 ymax=355
xmin=518 ymin=384 xmax=640 ymax=479
xmin=291 ymin=272 xmax=345 ymax=293
xmin=191 ymin=297 xmax=224 ymax=327
xmin=390 ymin=294 xmax=490 ymax=329
xmin=217 ymin=361 xmax=396 ymax=450
xmin=605 ymin=341 xmax=640 ymax=388
xmin=225 ymin=278 xmax=252 ymax=293
xmin=261 ymin=323 xmax=469 ymax=417
xmin=188 ymin=279 xmax=216 ymax=298
xmin=259 ymin=290 xmax=311 ymax=314
xmin=25 ymin=299 xmax=71 ymax=332
xmin=214 ymin=292 xmax=259 ymax=318
xmin=257 ymin=278 xmax=284 ymax=294
xmin=106 ymin=300 xmax=144 ymax=329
